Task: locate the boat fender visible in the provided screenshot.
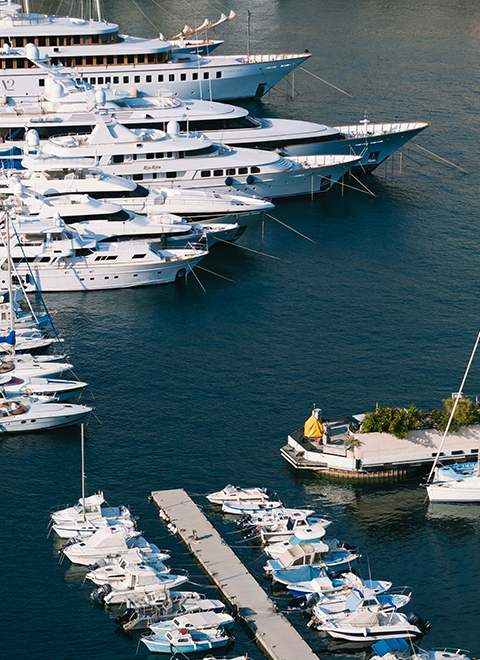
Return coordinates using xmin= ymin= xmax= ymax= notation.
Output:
xmin=24 ymin=388 xmax=32 ymax=395
xmin=225 ymin=177 xmax=233 ymax=186
xmin=246 ymin=175 xmax=254 ymax=184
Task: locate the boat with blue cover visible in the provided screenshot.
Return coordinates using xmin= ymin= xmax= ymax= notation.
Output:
xmin=287 ymin=569 xmax=391 ymax=599
xmin=266 ymin=542 xmax=360 ymax=584
xmin=370 ymin=638 xmax=475 ymax=660
xmin=141 ymin=626 xmax=233 ymax=654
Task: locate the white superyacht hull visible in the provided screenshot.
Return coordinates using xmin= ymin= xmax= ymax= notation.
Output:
xmin=16 ymin=252 xmax=204 ymax=292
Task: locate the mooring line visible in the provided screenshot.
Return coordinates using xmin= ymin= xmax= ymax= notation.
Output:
xmin=348 ymin=172 xmax=376 ymax=196
xmin=188 ymin=265 xmax=206 ymax=292
xmin=299 ymin=67 xmax=354 ymax=98
xmin=266 ymin=213 xmax=318 ymax=244
xmin=195 ymin=265 xmax=236 ymax=283
xmin=214 ymin=238 xmax=288 ymax=262
xmin=412 ymin=143 xmax=469 ymax=173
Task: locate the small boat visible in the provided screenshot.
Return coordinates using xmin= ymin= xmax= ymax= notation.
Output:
xmin=115 ymin=591 xmax=226 ymax=632
xmin=370 ymin=637 xmax=474 ymax=660
xmin=259 ymin=515 xmax=333 ymax=544
xmin=287 ymin=569 xmax=391 ymax=599
xmin=206 ymin=485 xmax=270 ymax=505
xmin=426 ymin=475 xmax=480 ymax=503
xmin=149 ymin=611 xmax=235 ymax=633
xmin=315 ymin=608 xmax=430 ymax=642
xmin=141 ymin=626 xmax=233 ymax=654
xmin=89 ymin=564 xmax=189 ymax=606
xmin=266 ymin=542 xmax=360 ymax=583
xmin=310 ymin=587 xmax=412 ymax=622
xmin=0 ymin=356 xmax=74 ymax=379
xmin=51 ymin=492 xmax=133 ymax=526
xmin=0 ymin=398 xmax=91 ymax=433
xmin=61 ymin=525 xmax=156 ymax=565
xmin=239 ymin=507 xmax=316 ymax=529
xmin=264 ymin=522 xmax=329 ymax=558
xmin=221 ymin=500 xmax=282 ymax=515
xmin=0 ymin=374 xmax=87 ymax=402
xmin=86 ymin=547 xmax=171 ymax=583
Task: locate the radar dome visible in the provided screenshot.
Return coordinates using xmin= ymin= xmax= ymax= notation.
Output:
xmin=12 ymin=181 xmax=24 ymax=197
xmin=25 ymin=43 xmax=40 ymax=61
xmin=166 ymin=121 xmax=180 ymax=136
xmin=26 ymin=129 xmax=40 ymax=148
xmin=49 ymin=82 xmax=64 ymax=100
xmin=95 ymin=89 xmax=106 ymax=106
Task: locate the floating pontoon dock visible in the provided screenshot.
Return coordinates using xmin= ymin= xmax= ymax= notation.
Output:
xmin=150 ymin=488 xmax=319 ymax=660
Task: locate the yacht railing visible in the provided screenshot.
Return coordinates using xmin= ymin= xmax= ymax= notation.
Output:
xmin=235 ymin=53 xmax=310 ymax=64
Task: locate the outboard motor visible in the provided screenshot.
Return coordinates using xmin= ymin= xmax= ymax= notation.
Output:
xmin=114 ymin=608 xmax=136 ymax=626
xmin=337 ymin=541 xmax=357 ymax=552
xmin=133 ymin=515 xmax=140 ymax=531
xmin=408 ymin=611 xmax=431 ymax=635
xmin=90 ymin=583 xmax=112 ymax=604
xmin=62 ymin=535 xmax=78 ymax=549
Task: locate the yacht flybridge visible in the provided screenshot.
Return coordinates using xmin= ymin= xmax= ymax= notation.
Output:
xmin=0 ymin=62 xmax=430 ymax=171
xmin=23 ymin=117 xmax=361 ymax=198
xmin=0 ymin=2 xmax=310 ymax=100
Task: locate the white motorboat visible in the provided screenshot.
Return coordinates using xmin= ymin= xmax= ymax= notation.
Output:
xmin=0 ymin=213 xmax=207 ymax=292
xmin=141 ymin=626 xmax=233 ymax=654
xmin=240 ymin=507 xmax=317 ymax=528
xmin=0 ymin=373 xmax=86 ymax=401
xmin=61 ymin=525 xmax=152 ymax=565
xmin=264 ymin=522 xmax=329 ymax=558
xmin=0 ymin=355 xmax=74 ymax=378
xmin=206 ymin=484 xmax=270 ymax=505
xmin=315 ymin=608 xmax=430 ymax=642
xmin=265 ymin=542 xmax=360 ymax=581
xmin=370 ymin=638 xmax=474 ymax=660
xmin=86 ymin=547 xmax=171 ymax=584
xmin=115 ymin=591 xmax=226 ymax=631
xmin=0 ymin=398 xmax=90 ymax=432
xmin=89 ymin=564 xmax=189 ymax=606
xmin=287 ymin=570 xmax=391 ymax=599
xmin=221 ymin=500 xmax=283 ymax=515
xmin=259 ymin=515 xmax=333 ymax=544
xmin=0 ymin=4 xmax=311 ymax=101
xmin=310 ymin=587 xmax=412 ymax=622
xmin=150 ymin=611 xmax=235 ymax=633
xmin=22 ymin=116 xmax=361 ymax=199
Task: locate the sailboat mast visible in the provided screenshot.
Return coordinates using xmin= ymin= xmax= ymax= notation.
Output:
xmin=5 ymin=209 xmax=15 ymax=357
xmin=81 ymin=424 xmax=86 ymax=522
xmin=426 ymin=329 xmax=480 ymax=483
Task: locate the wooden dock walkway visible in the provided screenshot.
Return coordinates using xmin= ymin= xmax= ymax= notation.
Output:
xmin=150 ymin=488 xmax=319 ymax=660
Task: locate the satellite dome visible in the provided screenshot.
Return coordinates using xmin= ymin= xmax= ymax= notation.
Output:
xmin=25 ymin=43 xmax=40 ymax=61
xmin=166 ymin=121 xmax=180 ymax=136
xmin=26 ymin=129 xmax=40 ymax=148
xmin=95 ymin=89 xmax=106 ymax=106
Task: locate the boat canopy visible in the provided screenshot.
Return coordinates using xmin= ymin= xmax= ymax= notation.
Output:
xmin=371 ymin=639 xmax=409 ymax=656
xmin=304 ymin=414 xmax=323 ymax=438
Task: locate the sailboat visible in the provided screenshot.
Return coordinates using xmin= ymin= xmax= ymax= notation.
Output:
xmin=426 ymin=331 xmax=480 ymax=503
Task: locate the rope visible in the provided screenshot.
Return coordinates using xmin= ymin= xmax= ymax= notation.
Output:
xmin=213 ymin=237 xmax=288 ymax=262
xmin=188 ymin=264 xmax=206 ymax=292
xmin=195 ymin=265 xmax=235 ymax=283
xmin=266 ymin=213 xmax=318 ymax=244
xmin=347 ymin=172 xmax=376 ymax=197
xmin=299 ymin=68 xmax=354 ymax=98
xmin=412 ymin=143 xmax=469 ymax=174
xmin=130 ymin=0 xmax=162 ymax=33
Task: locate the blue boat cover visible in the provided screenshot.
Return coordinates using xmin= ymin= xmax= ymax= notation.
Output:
xmin=273 ymin=565 xmax=322 ymax=584
xmin=372 ymin=638 xmax=409 ymax=656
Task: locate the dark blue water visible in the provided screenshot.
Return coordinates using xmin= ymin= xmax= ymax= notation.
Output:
xmin=3 ymin=0 xmax=480 ymax=658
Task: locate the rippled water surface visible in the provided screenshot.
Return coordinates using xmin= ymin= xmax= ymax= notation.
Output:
xmin=2 ymin=1 xmax=480 ymax=659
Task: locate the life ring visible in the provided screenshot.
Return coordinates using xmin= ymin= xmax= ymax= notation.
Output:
xmin=24 ymin=388 xmax=32 ymax=395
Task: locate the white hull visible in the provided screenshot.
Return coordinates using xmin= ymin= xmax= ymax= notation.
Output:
xmin=0 ymin=54 xmax=311 ymax=101
xmin=427 ymin=477 xmax=480 ymax=502
xmin=0 ymin=403 xmax=90 ymax=432
xmin=16 ymin=253 xmax=204 ymax=292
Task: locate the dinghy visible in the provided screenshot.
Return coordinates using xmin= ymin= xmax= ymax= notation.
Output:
xmin=141 ymin=626 xmax=233 ymax=654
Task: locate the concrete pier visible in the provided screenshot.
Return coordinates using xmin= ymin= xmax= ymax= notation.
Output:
xmin=150 ymin=488 xmax=319 ymax=660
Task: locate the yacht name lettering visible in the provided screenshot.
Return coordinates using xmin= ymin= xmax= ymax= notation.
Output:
xmin=143 ymin=165 xmax=164 ymax=171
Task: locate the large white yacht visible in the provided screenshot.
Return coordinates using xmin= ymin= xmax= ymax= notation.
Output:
xmin=0 ymin=63 xmax=430 ymax=171
xmin=22 ymin=116 xmax=361 ymax=198
xmin=0 ymin=213 xmax=208 ymax=291
xmin=0 ymin=1 xmax=310 ymax=100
